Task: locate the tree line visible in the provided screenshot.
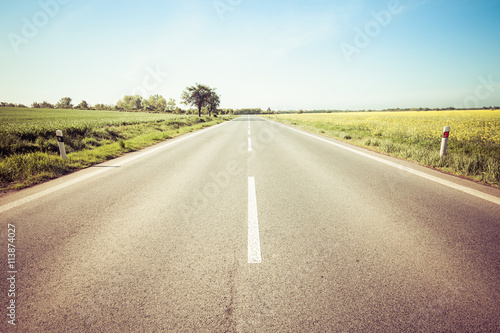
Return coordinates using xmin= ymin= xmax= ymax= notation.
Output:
xmin=0 ymin=99 xmax=272 ymax=116
xmin=1 ymin=83 xmax=268 ymax=116
xmin=277 ymin=107 xmax=500 ymax=114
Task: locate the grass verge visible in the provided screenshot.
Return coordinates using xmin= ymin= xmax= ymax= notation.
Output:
xmin=1 ymin=115 xmax=232 ymax=192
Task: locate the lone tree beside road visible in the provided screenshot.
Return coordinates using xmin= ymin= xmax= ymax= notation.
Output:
xmin=181 ymin=83 xmax=220 ymax=117
xmin=206 ymin=89 xmax=220 ymax=116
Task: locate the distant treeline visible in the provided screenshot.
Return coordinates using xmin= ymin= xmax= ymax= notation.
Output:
xmin=2 ymin=100 xmax=498 ymax=115
xmin=232 ymin=108 xmax=275 ymax=115
xmin=0 ymin=99 xmax=273 ymax=116
xmin=280 ymin=106 xmax=500 ymax=114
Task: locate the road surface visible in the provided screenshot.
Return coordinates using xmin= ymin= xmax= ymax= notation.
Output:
xmin=1 ymin=116 xmax=499 ymax=332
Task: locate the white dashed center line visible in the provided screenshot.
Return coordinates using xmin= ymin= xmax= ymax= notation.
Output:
xmin=248 ymin=176 xmax=262 ymax=263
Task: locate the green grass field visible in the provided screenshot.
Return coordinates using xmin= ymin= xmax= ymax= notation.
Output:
xmin=0 ymin=108 xmax=231 ymax=192
xmin=263 ymin=110 xmax=500 ymax=187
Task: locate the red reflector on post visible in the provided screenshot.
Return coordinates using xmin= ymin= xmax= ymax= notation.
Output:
xmin=443 ymin=132 xmax=449 ymax=138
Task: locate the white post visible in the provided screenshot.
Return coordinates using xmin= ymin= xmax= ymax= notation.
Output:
xmin=56 ymin=130 xmax=67 ymax=159
xmin=440 ymin=126 xmax=450 ymax=158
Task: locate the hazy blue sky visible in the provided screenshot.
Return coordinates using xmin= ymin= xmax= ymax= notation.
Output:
xmin=1 ymin=0 xmax=499 ymax=110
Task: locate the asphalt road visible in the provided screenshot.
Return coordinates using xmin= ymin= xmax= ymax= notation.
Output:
xmin=1 ymin=116 xmax=499 ymax=332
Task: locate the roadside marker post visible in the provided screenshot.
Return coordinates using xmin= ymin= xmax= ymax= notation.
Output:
xmin=440 ymin=126 xmax=450 ymax=158
xmin=56 ymin=130 xmax=67 ymax=159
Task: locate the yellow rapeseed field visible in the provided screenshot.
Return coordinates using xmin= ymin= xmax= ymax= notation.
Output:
xmin=267 ymin=110 xmax=500 ymax=186
xmin=276 ymin=110 xmax=500 ymax=145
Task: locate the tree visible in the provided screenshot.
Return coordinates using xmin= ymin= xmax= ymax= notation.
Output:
xmin=94 ymin=103 xmax=114 ymax=110
xmin=76 ymin=100 xmax=89 ymax=110
xmin=181 ymin=83 xmax=213 ymax=117
xmin=55 ymin=97 xmax=73 ymax=109
xmin=145 ymin=94 xmax=166 ymax=112
xmin=40 ymin=101 xmax=54 ymax=109
xmin=166 ymin=98 xmax=176 ymax=112
xmin=206 ymin=89 xmax=220 ymax=116
xmin=31 ymin=102 xmax=41 ymax=108
xmin=116 ymin=95 xmax=143 ymax=111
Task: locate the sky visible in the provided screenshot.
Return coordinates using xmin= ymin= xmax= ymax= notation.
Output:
xmin=1 ymin=0 xmax=499 ymax=111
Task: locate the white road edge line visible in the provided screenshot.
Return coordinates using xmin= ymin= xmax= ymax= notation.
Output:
xmin=248 ymin=176 xmax=262 ymax=263
xmin=270 ymin=119 xmax=500 ymax=206
xmin=0 ymin=120 xmax=233 ymax=214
